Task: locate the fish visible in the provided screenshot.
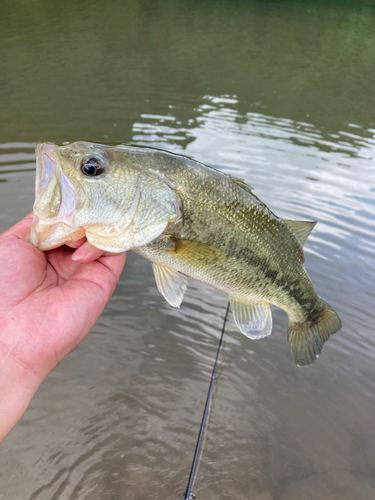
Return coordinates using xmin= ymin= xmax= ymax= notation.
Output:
xmin=31 ymin=141 xmax=341 ymax=366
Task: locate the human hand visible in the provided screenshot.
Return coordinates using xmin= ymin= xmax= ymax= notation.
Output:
xmin=0 ymin=213 xmax=126 ymax=442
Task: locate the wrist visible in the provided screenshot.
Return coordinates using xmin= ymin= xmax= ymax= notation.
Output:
xmin=0 ymin=344 xmax=43 ymax=442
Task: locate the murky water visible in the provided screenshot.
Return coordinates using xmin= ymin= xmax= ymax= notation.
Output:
xmin=1 ymin=1 xmax=375 ymax=499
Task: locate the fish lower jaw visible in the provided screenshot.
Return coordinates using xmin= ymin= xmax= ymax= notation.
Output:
xmin=31 ymin=224 xmax=86 ymax=251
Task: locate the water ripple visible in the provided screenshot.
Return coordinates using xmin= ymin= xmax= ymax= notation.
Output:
xmin=1 ymin=96 xmax=374 ymax=500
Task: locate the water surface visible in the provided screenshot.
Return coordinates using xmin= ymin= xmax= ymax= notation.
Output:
xmin=1 ymin=1 xmax=375 ymax=499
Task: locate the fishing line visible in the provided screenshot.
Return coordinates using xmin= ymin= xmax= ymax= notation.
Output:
xmin=184 ymin=302 xmax=230 ymax=500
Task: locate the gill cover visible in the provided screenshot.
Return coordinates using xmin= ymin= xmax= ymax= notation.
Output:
xmin=84 ymin=174 xmax=180 ymax=253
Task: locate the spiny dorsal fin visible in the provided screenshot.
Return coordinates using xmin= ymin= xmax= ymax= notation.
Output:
xmin=229 ymin=176 xmax=254 ymax=193
xmin=282 ymin=219 xmax=317 ymax=247
xmin=152 ymin=263 xmax=187 ymax=308
xmin=230 ymin=297 xmax=272 ymax=339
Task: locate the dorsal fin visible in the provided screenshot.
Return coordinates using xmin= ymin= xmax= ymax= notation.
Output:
xmin=229 ymin=176 xmax=254 ymax=193
xmin=283 ymin=219 xmax=317 ymax=247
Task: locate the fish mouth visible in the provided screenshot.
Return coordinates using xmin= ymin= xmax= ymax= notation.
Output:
xmin=31 ymin=142 xmax=83 ymax=250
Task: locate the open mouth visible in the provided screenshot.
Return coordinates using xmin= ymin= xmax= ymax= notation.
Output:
xmin=31 ymin=142 xmax=83 ymax=250
xmin=35 ymin=142 xmax=58 ymax=197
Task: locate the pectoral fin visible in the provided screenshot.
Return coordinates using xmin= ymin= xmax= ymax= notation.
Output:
xmin=152 ymin=263 xmax=187 ymax=308
xmin=170 ymin=239 xmax=227 ymax=267
xmin=230 ymin=297 xmax=272 ymax=339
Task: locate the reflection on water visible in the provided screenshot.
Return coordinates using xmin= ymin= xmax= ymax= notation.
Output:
xmin=1 ymin=0 xmax=375 ymax=499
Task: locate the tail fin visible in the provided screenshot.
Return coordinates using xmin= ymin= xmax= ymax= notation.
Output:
xmin=288 ymin=300 xmax=341 ymax=366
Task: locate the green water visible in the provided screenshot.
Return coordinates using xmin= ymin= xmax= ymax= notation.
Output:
xmin=2 ymin=0 xmax=375 ymax=141
xmin=1 ymin=1 xmax=375 ymax=499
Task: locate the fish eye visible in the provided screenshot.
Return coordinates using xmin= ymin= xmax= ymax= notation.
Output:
xmin=80 ymin=157 xmax=104 ymax=177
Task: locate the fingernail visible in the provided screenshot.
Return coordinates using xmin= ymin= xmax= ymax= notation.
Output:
xmin=72 ymin=248 xmax=88 ymax=261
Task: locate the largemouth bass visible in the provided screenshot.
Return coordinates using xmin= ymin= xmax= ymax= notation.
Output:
xmin=31 ymin=141 xmax=341 ymax=365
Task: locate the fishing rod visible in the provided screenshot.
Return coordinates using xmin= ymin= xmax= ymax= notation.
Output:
xmin=184 ymin=302 xmax=230 ymax=500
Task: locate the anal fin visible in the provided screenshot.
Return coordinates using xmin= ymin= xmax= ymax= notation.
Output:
xmin=230 ymin=297 xmax=272 ymax=339
xmin=152 ymin=263 xmax=187 ymax=308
